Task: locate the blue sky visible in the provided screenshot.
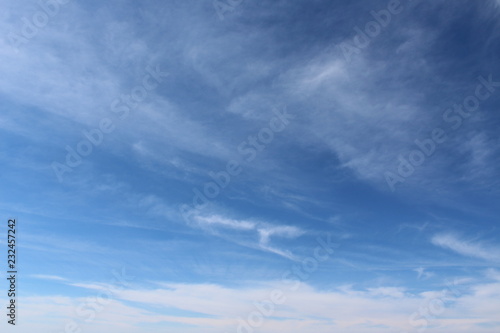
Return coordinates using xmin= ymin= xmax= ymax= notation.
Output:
xmin=1 ymin=0 xmax=500 ymax=332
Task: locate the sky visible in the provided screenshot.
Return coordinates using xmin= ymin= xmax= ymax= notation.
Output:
xmin=1 ymin=0 xmax=500 ymax=332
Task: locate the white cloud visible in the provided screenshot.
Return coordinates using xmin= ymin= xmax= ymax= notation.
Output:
xmin=414 ymin=267 xmax=435 ymax=280
xmin=30 ymin=274 xmax=67 ymax=281
xmin=257 ymin=225 xmax=304 ymax=244
xmin=485 ymin=268 xmax=500 ymax=281
xmin=194 ymin=214 xmax=256 ymax=230
xmin=367 ymin=287 xmax=407 ymax=298
xmin=186 ymin=210 xmax=305 ymax=260
xmin=278 ymin=50 xmax=432 ymax=186
xmin=5 ymin=278 xmax=500 ymax=333
xmin=431 ymin=233 xmax=500 ymax=262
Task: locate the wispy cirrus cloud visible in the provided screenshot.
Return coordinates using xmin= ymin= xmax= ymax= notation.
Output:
xmin=194 ymin=214 xmax=257 ymax=230
xmin=30 ymin=274 xmax=68 ymax=282
xmin=1 ymin=1 xmax=499 ymax=332
xmin=192 ymin=212 xmax=305 ymax=260
xmin=431 ymin=233 xmax=500 ymax=262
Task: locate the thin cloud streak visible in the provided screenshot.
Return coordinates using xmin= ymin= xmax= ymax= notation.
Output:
xmin=431 ymin=233 xmax=500 ymax=262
